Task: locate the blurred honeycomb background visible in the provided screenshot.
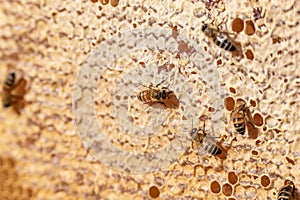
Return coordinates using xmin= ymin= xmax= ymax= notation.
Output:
xmin=0 ymin=0 xmax=299 ymax=199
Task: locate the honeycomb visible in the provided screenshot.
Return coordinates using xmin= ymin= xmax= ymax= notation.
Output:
xmin=0 ymin=0 xmax=299 ymax=199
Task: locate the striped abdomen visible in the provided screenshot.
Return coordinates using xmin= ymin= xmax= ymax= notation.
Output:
xmin=137 ymin=89 xmax=160 ymax=104
xmin=214 ymin=36 xmax=236 ymax=51
xmin=4 ymin=72 xmax=15 ymax=91
xmin=233 ymin=111 xmax=246 ymax=135
xmin=277 ymin=182 xmax=295 ymax=200
xmin=204 ymin=142 xmax=222 ymax=155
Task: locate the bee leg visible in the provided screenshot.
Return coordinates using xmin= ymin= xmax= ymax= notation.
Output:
xmin=155 ymin=79 xmax=166 ymax=87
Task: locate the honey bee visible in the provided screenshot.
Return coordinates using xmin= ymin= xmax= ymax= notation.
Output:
xmin=277 ymin=180 xmax=295 ymax=200
xmin=2 ymin=72 xmax=27 ymax=113
xmin=231 ymin=99 xmax=254 ymax=135
xmin=190 ymin=120 xmax=222 ymax=156
xmin=201 ymin=23 xmax=236 ymax=52
xmin=137 ymin=80 xmax=179 ymax=109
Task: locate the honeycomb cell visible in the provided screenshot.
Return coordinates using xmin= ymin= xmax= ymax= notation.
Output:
xmin=110 ymin=0 xmax=119 ymax=7
xmin=260 ymin=175 xmax=271 ymax=189
xmin=245 ymin=20 xmax=255 ymax=35
xmin=231 ymin=18 xmax=244 ymax=33
xmin=149 ymin=185 xmax=160 ymax=198
xmin=222 ymin=183 xmax=233 ymax=196
xmin=253 ymin=7 xmax=263 ymax=20
xmin=245 ymin=49 xmax=254 ymax=60
xmin=228 ymin=172 xmax=238 ymax=185
xmin=253 ymin=113 xmax=264 ymax=127
xmin=210 ymin=180 xmax=221 ymax=194
xmin=229 ymin=87 xmax=236 ymax=94
xmin=285 ymin=157 xmax=295 ymax=165
xmin=100 ymin=0 xmax=109 ymax=5
xmin=251 ymin=150 xmax=258 ymax=156
xmin=224 ymin=97 xmax=235 ymax=111
xmin=90 ymin=0 xmax=98 ymax=3
xmin=249 ymin=100 xmax=256 ymax=107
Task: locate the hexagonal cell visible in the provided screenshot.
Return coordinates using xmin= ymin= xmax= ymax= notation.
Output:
xmin=229 ymin=87 xmax=236 ymax=94
xmin=245 ymin=49 xmax=254 ymax=60
xmin=251 ymin=150 xmax=259 ymax=156
xmin=149 ymin=185 xmax=160 ymax=198
xmin=231 ymin=18 xmax=244 ymax=33
xmin=260 ymin=175 xmax=271 ymax=189
xmin=110 ymin=0 xmax=119 ymax=7
xmin=100 ymin=0 xmax=109 ymax=5
xmin=249 ymin=99 xmax=256 ymax=107
xmin=222 ymin=183 xmax=233 ymax=196
xmin=210 ymin=180 xmax=221 ymax=194
xmin=224 ymin=96 xmax=235 ymax=111
xmin=253 ymin=113 xmax=264 ymax=127
xmin=245 ymin=20 xmax=255 ymax=35
xmin=228 ymin=171 xmax=238 ymax=185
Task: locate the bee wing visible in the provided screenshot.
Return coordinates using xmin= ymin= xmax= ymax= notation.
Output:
xmin=11 ymin=78 xmax=27 ymax=97
xmin=194 ymin=137 xmax=215 ymax=157
xmin=163 ymin=92 xmax=179 ymax=109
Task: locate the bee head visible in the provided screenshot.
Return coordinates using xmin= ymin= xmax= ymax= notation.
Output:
xmin=9 ymin=72 xmax=15 ymax=78
xmin=3 ymin=98 xmax=11 ymax=107
xmin=201 ymin=24 xmax=208 ymax=32
xmin=190 ymin=128 xmax=198 ymax=136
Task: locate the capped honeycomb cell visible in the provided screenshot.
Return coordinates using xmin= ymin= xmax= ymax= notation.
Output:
xmin=224 ymin=96 xmax=235 ymax=111
xmin=231 ymin=18 xmax=244 ymax=33
xmin=245 ymin=20 xmax=255 ymax=35
xmin=149 ymin=185 xmax=160 ymax=198
xmin=253 ymin=113 xmax=264 ymax=127
xmin=222 ymin=183 xmax=233 ymax=196
xmin=210 ymin=180 xmax=221 ymax=194
xmin=260 ymin=175 xmax=271 ymax=189
xmin=228 ymin=171 xmax=238 ymax=185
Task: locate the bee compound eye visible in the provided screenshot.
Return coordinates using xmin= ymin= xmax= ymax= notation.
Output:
xmin=161 ymin=90 xmax=167 ymax=99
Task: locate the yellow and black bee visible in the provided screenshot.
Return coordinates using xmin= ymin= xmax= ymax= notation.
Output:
xmin=137 ymin=80 xmax=179 ymax=109
xmin=201 ymin=23 xmax=236 ymax=52
xmin=231 ymin=99 xmax=254 ymax=135
xmin=2 ymin=72 xmax=26 ymax=113
xmin=190 ymin=120 xmax=222 ymax=156
xmin=277 ymin=180 xmax=295 ymax=200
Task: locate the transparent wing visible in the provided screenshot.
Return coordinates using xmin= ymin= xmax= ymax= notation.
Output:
xmin=196 ymin=136 xmax=221 ymax=157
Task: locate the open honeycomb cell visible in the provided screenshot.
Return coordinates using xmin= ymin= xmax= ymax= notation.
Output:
xmin=148 ymin=185 xmax=160 ymax=198
xmin=245 ymin=20 xmax=255 ymax=35
xmin=210 ymin=180 xmax=221 ymax=194
xmin=228 ymin=171 xmax=238 ymax=185
xmin=222 ymin=183 xmax=233 ymax=196
xmin=260 ymin=174 xmax=272 ymax=189
xmin=231 ymin=18 xmax=244 ymax=33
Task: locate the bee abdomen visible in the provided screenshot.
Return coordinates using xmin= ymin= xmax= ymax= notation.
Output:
xmin=278 ymin=188 xmax=293 ymax=200
xmin=234 ymin=122 xmax=245 ymax=135
xmin=4 ymin=72 xmax=15 ymax=90
xmin=204 ymin=143 xmax=222 ymax=155
xmin=138 ymin=91 xmax=152 ymax=103
xmin=215 ymin=37 xmax=236 ymax=51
